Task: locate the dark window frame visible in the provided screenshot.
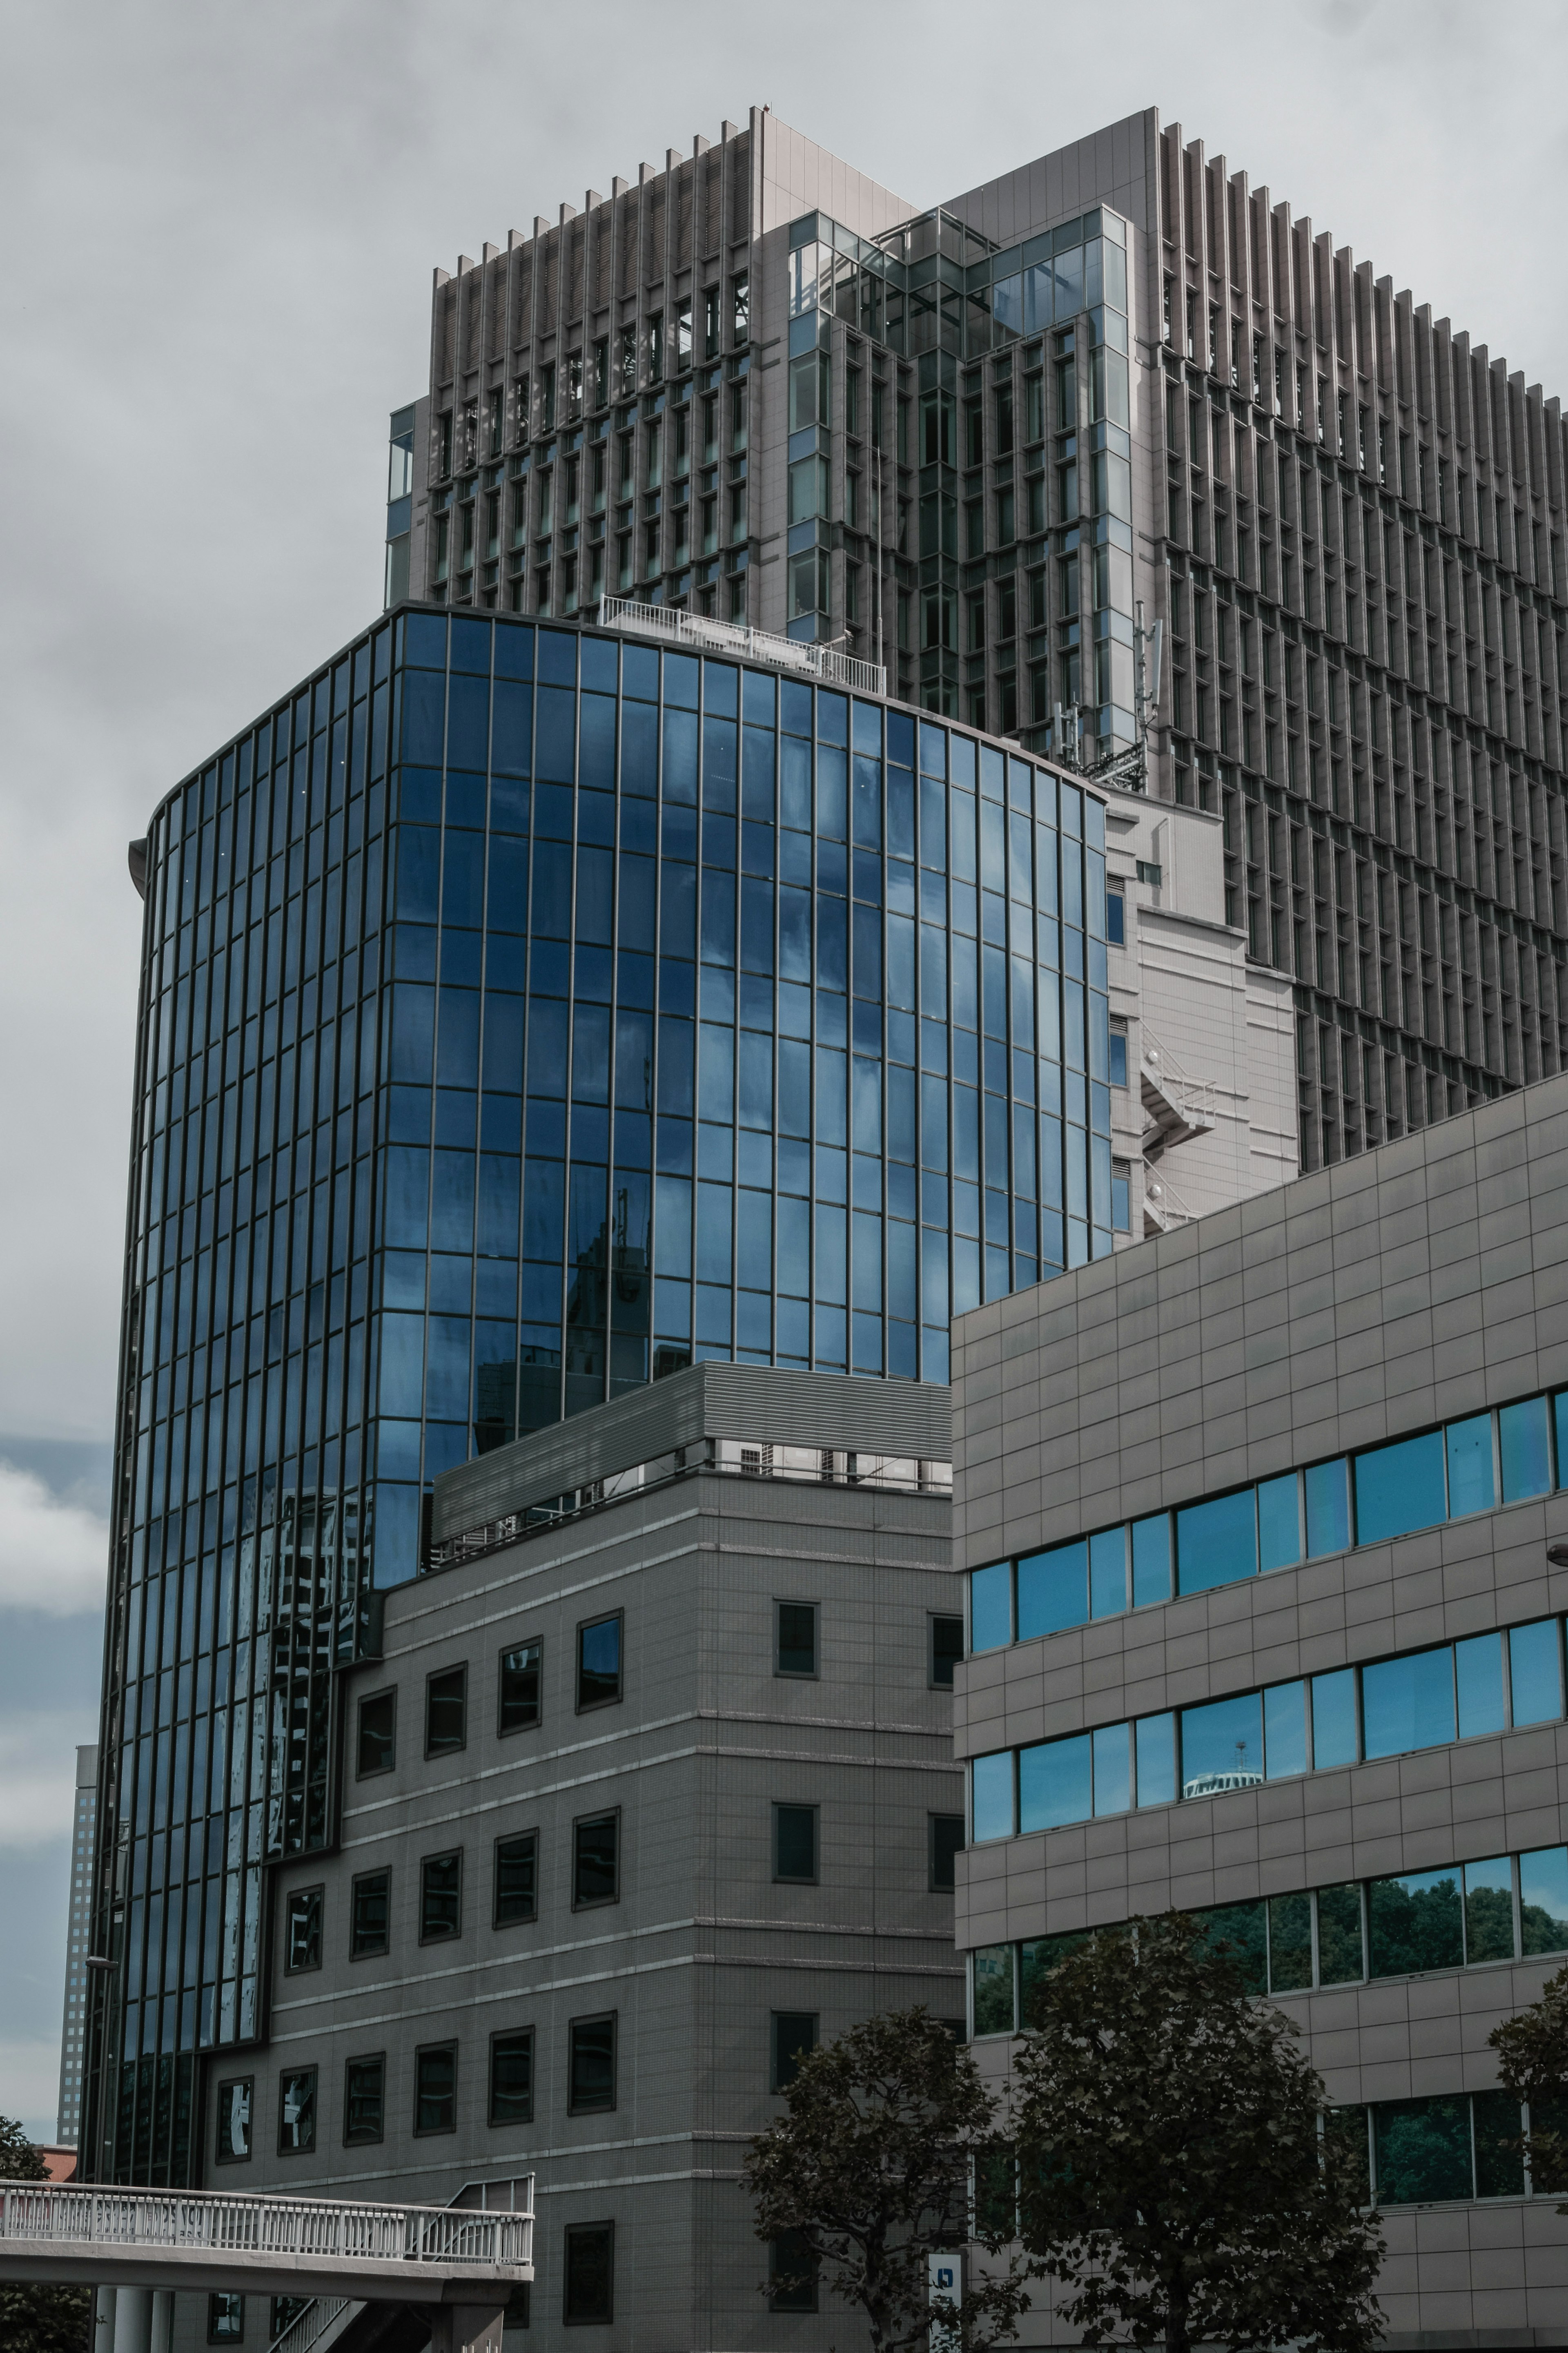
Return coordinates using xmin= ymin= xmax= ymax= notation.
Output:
xmin=773 ymin=1802 xmax=820 ymax=1886
xmin=563 ymin=2219 xmax=615 ymax=2325
xmin=774 ymin=1599 xmax=820 ymax=1679
xmin=489 ymin=2026 xmax=535 ymax=2127
xmin=499 ymin=1635 xmax=544 ymax=1736
xmin=770 ymin=2010 xmax=818 ymax=2094
xmin=768 ymin=2230 xmax=820 ymax=2313
xmin=425 ymin=1664 xmax=469 ymax=1758
xmin=350 ymin=1867 xmax=392 ymax=1961
xmin=494 ymin=1829 xmax=539 ymax=1928
xmin=572 ymin=1809 xmax=621 ymax=1910
xmin=567 ymin=2012 xmax=618 ymax=2116
xmin=413 ymin=2039 xmax=459 ymax=2137
xmin=929 ymin=1613 xmax=964 ymax=1689
xmin=576 ymin=1610 xmax=624 ymax=1713
xmin=342 ymin=2052 xmax=386 ymax=2147
xmin=283 ymin=1883 xmax=324 ymax=1975
xmin=277 ymin=2065 xmax=318 ymax=2157
xmin=419 ymin=1848 xmax=464 ymax=1945
xmin=207 ymin=2293 xmax=247 ymax=2344
xmin=214 ymin=2076 xmax=253 ymax=2165
xmin=929 ymin=1813 xmax=965 ymax=1893
xmin=356 ymin=1687 xmax=396 ymax=1778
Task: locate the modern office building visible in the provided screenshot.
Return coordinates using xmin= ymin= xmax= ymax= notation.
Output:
xmin=56 ymin=1743 xmax=99 ymax=2148
xmin=400 ymin=106 xmax=1568 ymax=1171
xmin=951 ymin=1072 xmax=1568 ymax=2342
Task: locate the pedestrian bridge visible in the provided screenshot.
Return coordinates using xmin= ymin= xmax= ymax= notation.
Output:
xmin=0 ymin=2179 xmax=531 ymax=2346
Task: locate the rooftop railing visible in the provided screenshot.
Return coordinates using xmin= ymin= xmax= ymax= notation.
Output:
xmin=599 ymin=595 xmax=886 ymax=697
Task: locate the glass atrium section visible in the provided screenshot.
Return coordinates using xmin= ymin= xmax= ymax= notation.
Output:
xmin=94 ymin=606 xmax=1108 ymax=2181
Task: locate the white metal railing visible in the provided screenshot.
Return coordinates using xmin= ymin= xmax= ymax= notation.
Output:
xmin=599 ymin=595 xmax=886 ymax=697
xmin=1140 ymin=1024 xmax=1217 ymax=1130
xmin=0 ymin=2183 xmax=531 ymax=2274
xmin=1142 ymin=1156 xmax=1197 ymax=1231
xmin=270 ymin=2296 xmax=350 ymax=2353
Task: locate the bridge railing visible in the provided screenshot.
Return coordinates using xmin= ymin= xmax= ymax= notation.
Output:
xmin=0 ymin=2182 xmax=532 ymax=2272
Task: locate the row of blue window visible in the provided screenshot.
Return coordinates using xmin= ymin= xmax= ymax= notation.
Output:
xmin=971 ymin=1388 xmax=1568 ymax=1651
xmin=971 ymin=1610 xmax=1568 ymax=1843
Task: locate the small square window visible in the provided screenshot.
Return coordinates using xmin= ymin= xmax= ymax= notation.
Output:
xmin=573 ymin=1812 xmax=619 ymax=1908
xmin=769 ymin=2231 xmax=818 ymax=2313
xmin=215 ymin=2078 xmax=252 ymax=2164
xmin=414 ymin=2041 xmax=458 ymax=2135
xmin=351 ymin=1869 xmax=391 ymax=1960
xmin=564 ymin=2221 xmax=615 ymax=2324
xmin=207 ymin=2294 xmax=246 ymax=2344
xmin=284 ymin=1886 xmax=323 ymax=1974
xmin=495 ymin=1831 xmax=539 ymax=1927
xmin=929 ymin=1615 xmax=964 ymax=1688
xmin=577 ymin=1613 xmax=622 ymax=1711
xmin=568 ymin=2014 xmax=617 ymax=2114
xmin=490 ymin=2029 xmax=534 ymax=2126
xmin=499 ymin=1637 xmax=543 ymax=1734
xmin=773 ymin=1803 xmax=818 ymax=1885
xmin=278 ymin=2066 xmax=317 ymax=2155
xmin=421 ymin=1850 xmax=463 ymax=1943
xmin=343 ymin=2054 xmax=385 ymax=2146
xmin=357 ymin=1689 xmax=395 ymax=1776
xmin=775 ymin=1600 xmax=818 ymax=1677
xmin=425 ymin=1666 xmax=468 ymax=1756
xmin=770 ymin=2011 xmax=817 ymax=2093
xmin=929 ymin=1813 xmax=964 ymax=1892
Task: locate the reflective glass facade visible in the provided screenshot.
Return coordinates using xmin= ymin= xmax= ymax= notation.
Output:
xmin=89 ymin=605 xmax=1109 ymax=2181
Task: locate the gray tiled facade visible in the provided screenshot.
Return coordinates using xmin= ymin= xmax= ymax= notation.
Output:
xmin=950 ymin=1073 xmax=1568 ymax=2344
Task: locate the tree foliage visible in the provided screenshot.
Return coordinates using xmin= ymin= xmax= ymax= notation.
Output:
xmin=1490 ymin=1959 xmax=1568 ymax=2200
xmin=1010 ymin=1914 xmax=1383 ymax=2353
xmin=0 ymin=2115 xmax=93 ymax=2353
xmin=742 ymin=2006 xmax=1031 ymax=2353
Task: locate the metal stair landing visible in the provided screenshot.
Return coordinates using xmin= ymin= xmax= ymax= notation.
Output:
xmin=1140 ymin=1027 xmax=1216 ymax=1154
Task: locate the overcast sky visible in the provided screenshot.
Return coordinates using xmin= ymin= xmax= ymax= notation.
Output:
xmin=2 ymin=0 xmax=1566 ymax=2142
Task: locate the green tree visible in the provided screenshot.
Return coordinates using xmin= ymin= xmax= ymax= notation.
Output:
xmin=0 ymin=2115 xmax=93 ymax=2353
xmin=742 ymin=2005 xmax=1032 ymax=2353
xmin=1010 ymin=1914 xmax=1383 ymax=2353
xmin=1490 ymin=1959 xmax=1568 ymax=2200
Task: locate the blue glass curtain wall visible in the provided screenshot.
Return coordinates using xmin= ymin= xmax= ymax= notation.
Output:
xmin=94 ymin=604 xmax=1109 ymax=2183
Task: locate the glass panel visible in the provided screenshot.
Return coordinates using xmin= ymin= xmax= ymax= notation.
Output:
xmin=1310 ymin=1668 xmax=1359 ymax=1767
xmin=1018 ymin=1541 xmax=1087 ymax=1638
xmin=1509 ymin=1619 xmax=1564 ymax=1727
xmin=1462 ymin=1857 xmax=1515 ymax=1964
xmin=1499 ymin=1395 xmax=1552 ymax=1501
xmin=1361 ymin=1645 xmax=1455 ymax=1760
xmin=1368 ymin=1868 xmax=1463 ymax=1978
xmin=1445 ymin=1413 xmax=1495 ymax=1517
xmin=1267 ymin=1891 xmax=1313 ymax=1992
xmin=1131 ymin=1512 xmax=1173 ymax=1606
xmin=1089 ymin=1526 xmax=1128 ymax=1618
xmin=1175 ymin=1488 xmax=1258 ymax=1595
xmin=1263 ymin=1681 xmax=1308 ymax=1779
xmin=1134 ymin=1712 xmax=1176 ymax=1807
xmin=1194 ymin=1900 xmax=1267 ymax=1993
xmin=1556 ymin=1391 xmax=1568 ymax=1485
xmin=1257 ymin=1472 xmax=1302 ymax=1572
xmin=1325 ymin=2107 xmax=1371 ymax=2202
xmin=971 ymin=1944 xmax=1015 ymax=2035
xmin=1354 ymin=1429 xmax=1447 ymax=1543
xmin=969 ymin=1561 xmax=1012 ymax=1651
xmin=1374 ymin=2095 xmax=1473 ymax=2205
xmin=1019 ymin=1931 xmax=1089 ymax=2027
xmin=1180 ymin=1690 xmax=1264 ymax=1796
xmin=1091 ymin=1722 xmax=1131 ymax=1815
xmin=1305 ymin=1458 xmax=1350 ymax=1556
xmin=971 ymin=1751 xmax=1015 ymax=1842
xmin=1019 ymin=1733 xmax=1093 ymax=1831
xmin=1519 ymin=1846 xmax=1568 ymax=1956
xmin=1473 ymin=2087 xmax=1526 ymax=2197
xmin=1316 ymin=1883 xmax=1365 ymax=1984
xmin=1455 ymin=1630 xmax=1506 ymax=1738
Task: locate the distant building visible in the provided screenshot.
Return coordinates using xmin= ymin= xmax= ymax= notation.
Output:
xmin=56 ymin=1744 xmax=97 ymax=2148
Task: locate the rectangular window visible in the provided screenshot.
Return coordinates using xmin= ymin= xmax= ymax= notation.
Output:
xmin=207 ymin=2296 xmax=246 ymax=2344
xmin=278 ymin=2067 xmax=317 ymax=2155
xmin=1521 ymin=1846 xmax=1568 ymax=1955
xmin=770 ymin=2010 xmax=818 ymax=2093
xmin=1176 ymin=1488 xmax=1257 ymax=1594
xmin=489 ymin=2029 xmax=534 ymax=2126
xmin=1510 ymin=1620 xmax=1565 ymax=1727
xmin=499 ymin=1638 xmax=542 ymax=1734
xmin=215 ymin=2078 xmax=252 ymax=2163
xmin=775 ymin=1600 xmax=818 ymax=1677
xmin=1354 ymin=1429 xmax=1447 ymax=1543
xmin=414 ymin=2042 xmax=458 ymax=2136
xmin=930 ymin=1614 xmax=964 ymax=1687
xmin=285 ymin=1887 xmax=322 ymax=1974
xmin=1361 ymin=1645 xmax=1456 ymax=1760
xmin=773 ymin=1802 xmax=818 ymax=1884
xmin=577 ymin=1613 xmax=622 ymax=1710
xmin=564 ymin=2221 xmax=615 ymax=2324
xmin=343 ymin=2054 xmax=385 ymax=2146
xmin=568 ymin=2014 xmax=617 ymax=2114
xmin=573 ymin=1811 xmax=620 ymax=1907
xmin=494 ymin=1831 xmax=538 ymax=1926
xmin=420 ymin=1850 xmax=463 ymax=1943
xmin=1105 ymin=892 xmax=1125 ymax=946
xmin=1316 ymin=1884 xmax=1365 ymax=1983
xmin=425 ymin=1665 xmax=468 ymax=1756
xmin=769 ymin=2232 xmax=818 ymax=2313
xmin=350 ymin=1869 xmax=390 ymax=1960
xmin=1368 ymin=1867 xmax=1463 ymax=1978
xmin=929 ymin=1813 xmax=964 ymax=1892
xmin=357 ymin=1689 xmax=395 ymax=1775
